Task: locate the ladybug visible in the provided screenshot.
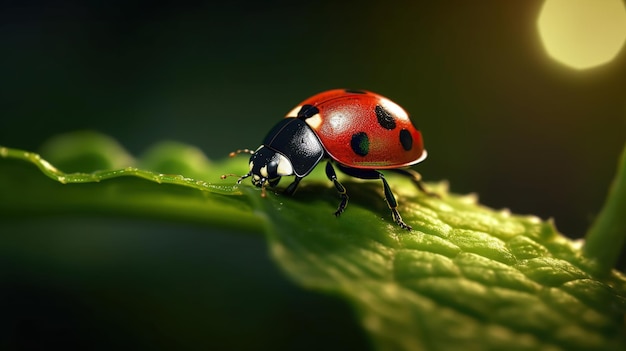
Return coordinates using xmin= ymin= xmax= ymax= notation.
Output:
xmin=222 ymin=89 xmax=429 ymax=230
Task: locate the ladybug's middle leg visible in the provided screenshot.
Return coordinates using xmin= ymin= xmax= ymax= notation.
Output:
xmin=336 ymin=165 xmax=411 ymax=231
xmin=325 ymin=162 xmax=349 ymax=217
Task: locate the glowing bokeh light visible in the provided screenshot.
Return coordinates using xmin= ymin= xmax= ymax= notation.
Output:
xmin=538 ymin=0 xmax=626 ymax=70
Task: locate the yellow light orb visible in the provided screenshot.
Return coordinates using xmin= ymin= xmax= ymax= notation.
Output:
xmin=538 ymin=0 xmax=626 ymax=70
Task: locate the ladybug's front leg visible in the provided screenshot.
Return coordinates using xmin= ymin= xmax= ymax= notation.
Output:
xmin=285 ymin=176 xmax=303 ymax=195
xmin=325 ymin=162 xmax=349 ymax=216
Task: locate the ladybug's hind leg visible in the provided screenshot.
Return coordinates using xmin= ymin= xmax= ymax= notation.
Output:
xmin=336 ymin=164 xmax=411 ymax=231
xmin=391 ymin=168 xmax=439 ymax=197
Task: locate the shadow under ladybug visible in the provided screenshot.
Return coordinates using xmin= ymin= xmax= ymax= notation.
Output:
xmin=277 ymin=179 xmax=410 ymax=223
xmin=221 ymin=89 xmax=434 ymax=230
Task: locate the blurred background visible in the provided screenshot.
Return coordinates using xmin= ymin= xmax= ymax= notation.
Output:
xmin=1 ymin=0 xmax=625 ymax=349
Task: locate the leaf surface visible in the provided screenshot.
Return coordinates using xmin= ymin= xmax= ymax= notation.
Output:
xmin=2 ymin=132 xmax=625 ymax=351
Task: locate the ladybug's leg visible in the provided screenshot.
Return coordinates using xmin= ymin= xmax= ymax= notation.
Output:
xmin=378 ymin=174 xmax=411 ymax=230
xmin=325 ymin=162 xmax=349 ymax=217
xmin=390 ymin=168 xmax=428 ymax=195
xmin=336 ymin=165 xmax=411 ymax=231
xmin=285 ymin=176 xmax=303 ymax=196
xmin=390 ymin=168 xmax=438 ymax=197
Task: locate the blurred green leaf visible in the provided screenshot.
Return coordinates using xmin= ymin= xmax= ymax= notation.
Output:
xmin=585 ymin=143 xmax=626 ymax=275
xmin=1 ymin=132 xmax=625 ymax=351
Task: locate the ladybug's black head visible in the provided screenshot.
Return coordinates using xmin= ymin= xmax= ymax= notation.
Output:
xmin=247 ymin=146 xmax=294 ymax=190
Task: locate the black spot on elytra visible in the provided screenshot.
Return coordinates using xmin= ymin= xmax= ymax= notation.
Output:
xmin=399 ymin=129 xmax=413 ymax=151
xmin=351 ymin=132 xmax=369 ymax=156
xmin=344 ymin=89 xmax=367 ymax=94
xmin=375 ymin=105 xmax=396 ymax=130
xmin=297 ymin=104 xmax=320 ymax=119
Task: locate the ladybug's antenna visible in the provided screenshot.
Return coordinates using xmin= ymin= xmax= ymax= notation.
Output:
xmin=228 ymin=149 xmax=255 ymax=158
xmin=220 ymin=172 xmax=268 ymax=197
xmin=220 ymin=173 xmax=251 ymax=184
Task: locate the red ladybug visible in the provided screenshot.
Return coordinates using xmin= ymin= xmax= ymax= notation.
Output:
xmin=222 ymin=89 xmax=429 ymax=230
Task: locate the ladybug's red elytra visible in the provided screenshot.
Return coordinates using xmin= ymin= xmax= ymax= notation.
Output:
xmin=222 ymin=89 xmax=430 ymax=230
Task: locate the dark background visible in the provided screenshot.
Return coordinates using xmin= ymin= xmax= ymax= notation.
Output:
xmin=1 ymin=0 xmax=625 ymax=349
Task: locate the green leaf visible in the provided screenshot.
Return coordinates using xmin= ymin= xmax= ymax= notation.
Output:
xmin=584 ymin=143 xmax=626 ymax=274
xmin=1 ymin=131 xmax=258 ymax=231
xmin=2 ymin=131 xmax=626 ymax=351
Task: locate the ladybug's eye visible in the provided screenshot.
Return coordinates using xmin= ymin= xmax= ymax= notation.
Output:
xmin=266 ymin=160 xmax=278 ymax=178
xmin=268 ymin=177 xmax=280 ymax=187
